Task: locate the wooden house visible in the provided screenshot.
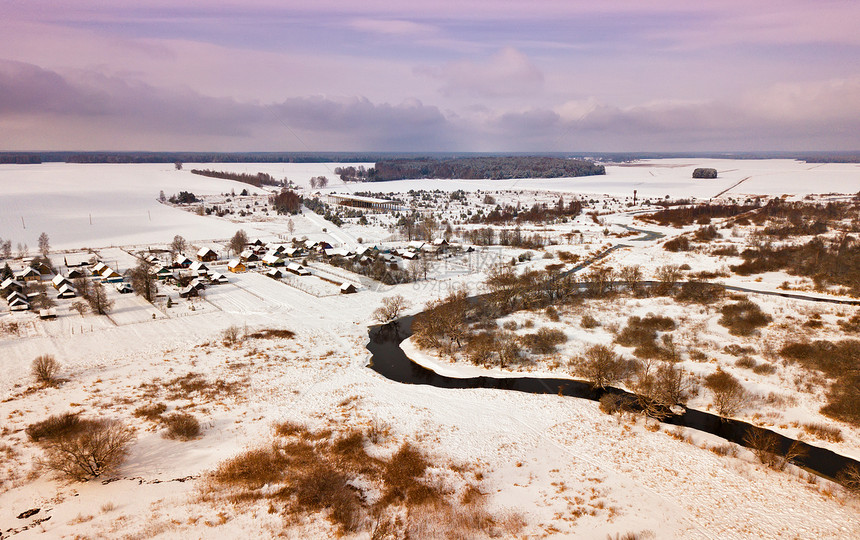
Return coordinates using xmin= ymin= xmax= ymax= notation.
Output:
xmin=227 ymin=260 xmax=246 ymax=273
xmin=39 ymin=308 xmax=57 ymax=319
xmin=1 ymin=278 xmax=23 ymax=295
xmin=67 ymin=268 xmax=85 ymax=279
xmin=17 ymin=267 xmax=41 ymax=282
xmin=91 ymin=262 xmax=108 ymax=276
xmin=178 ymin=285 xmax=199 ymax=298
xmin=152 ymin=266 xmax=174 ymax=280
xmin=51 ymin=275 xmax=72 ymax=290
xmin=189 ymin=261 xmax=210 ymax=275
xmin=174 ymin=255 xmax=192 ymax=268
xmin=102 ymin=269 xmax=123 ymax=282
xmin=340 ymin=282 xmax=357 ymax=294
xmin=197 ymin=247 xmax=218 ymax=262
xmin=265 ymin=268 xmax=284 ymax=279
xmin=286 ymin=262 xmax=310 ymax=276
xmin=262 ymin=253 xmax=284 ymax=267
xmin=239 ymin=249 xmax=259 ymax=262
xmin=57 ymin=284 xmax=77 ymax=298
xmin=209 ymin=272 xmax=228 ymax=284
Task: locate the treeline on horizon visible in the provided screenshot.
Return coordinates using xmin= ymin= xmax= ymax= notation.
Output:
xmin=366 ymin=157 xmax=606 ymax=181
xmin=189 ymin=168 xmax=282 ymax=188
xmin=1 ymin=151 xmax=859 ymax=165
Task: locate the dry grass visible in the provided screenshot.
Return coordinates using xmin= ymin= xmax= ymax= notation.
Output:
xmin=801 ymin=422 xmax=844 ymax=443
xmin=204 ymin=424 xmax=518 ymax=537
xmin=139 ymin=372 xmax=244 ymax=402
xmin=133 ymin=402 xmax=167 ymax=421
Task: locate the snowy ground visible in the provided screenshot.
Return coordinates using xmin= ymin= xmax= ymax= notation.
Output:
xmin=1 ymin=160 xmax=860 ymax=539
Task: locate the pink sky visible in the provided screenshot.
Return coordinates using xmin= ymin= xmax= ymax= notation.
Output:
xmin=1 ymin=1 xmax=859 ymax=151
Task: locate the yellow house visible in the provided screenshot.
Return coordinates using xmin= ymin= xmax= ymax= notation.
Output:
xmin=227 ymin=259 xmax=246 ymax=273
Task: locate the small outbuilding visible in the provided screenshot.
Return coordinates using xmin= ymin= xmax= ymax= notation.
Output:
xmin=339 ymin=282 xmax=357 ymax=294
xmin=227 ymin=260 xmax=246 ymax=273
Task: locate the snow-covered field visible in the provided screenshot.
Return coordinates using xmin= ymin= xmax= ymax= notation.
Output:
xmin=2 ymin=159 xmax=860 ymax=539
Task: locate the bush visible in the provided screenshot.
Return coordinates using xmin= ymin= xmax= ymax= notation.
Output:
xmin=163 ymin=413 xmax=201 ymax=440
xmin=674 ymin=282 xmax=723 ymax=304
xmin=520 ymin=328 xmax=567 ymax=354
xmin=663 ymin=236 xmax=690 ymax=252
xmin=615 ymin=315 xmax=676 ymax=359
xmin=704 ymin=369 xmax=749 ymax=416
xmin=752 ymin=362 xmax=777 ymax=376
xmin=31 ymin=355 xmax=60 ymax=385
xmin=37 ymin=419 xmax=135 ymax=480
xmin=734 ymin=356 xmax=757 ymax=369
xmin=718 ymin=300 xmax=772 ymax=336
xmin=26 ymin=413 xmax=83 ymax=442
xmin=581 ymin=314 xmax=600 ymax=329
xmin=222 ymin=325 xmax=242 ymax=344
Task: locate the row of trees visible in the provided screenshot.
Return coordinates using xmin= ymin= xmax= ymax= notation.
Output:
xmin=189 ymin=169 xmax=283 ymax=188
xmin=0 ymin=232 xmax=51 ymax=260
xmin=308 ymin=176 xmax=329 ymax=189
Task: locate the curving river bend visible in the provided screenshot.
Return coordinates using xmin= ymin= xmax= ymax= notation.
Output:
xmin=367 ymin=316 xmax=859 ymax=481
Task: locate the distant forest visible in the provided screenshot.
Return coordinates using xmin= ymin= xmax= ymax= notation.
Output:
xmin=189 ymin=168 xmax=283 ymax=187
xmin=367 ymin=157 xmax=606 ymax=181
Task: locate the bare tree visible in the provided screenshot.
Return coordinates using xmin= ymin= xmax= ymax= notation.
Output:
xmin=32 ymin=355 xmax=60 ymax=386
xmin=655 ymin=264 xmax=683 ymax=284
xmin=171 ymin=235 xmax=187 ymax=256
xmin=174 ymin=161 xmax=183 ymax=170
xmin=70 ymin=301 xmax=88 ymax=316
xmin=577 ymin=344 xmax=635 ymax=389
xmin=704 ymin=369 xmax=750 ymax=416
xmin=73 ymin=276 xmax=92 ymax=300
xmin=372 ymin=295 xmax=410 ymax=324
xmin=87 ymin=281 xmax=114 ymax=315
xmin=38 ymin=232 xmax=50 ymax=256
xmin=1 ymin=239 xmax=11 ymax=259
xmin=229 ymin=229 xmax=249 ymax=256
xmin=288 ymin=218 xmax=295 ymax=235
xmin=619 ymin=265 xmax=642 ymax=292
xmin=128 ymin=260 xmax=157 ymax=303
xmin=17 ymin=242 xmax=28 ymax=259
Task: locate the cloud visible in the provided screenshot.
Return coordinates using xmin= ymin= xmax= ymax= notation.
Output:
xmin=418 ymin=47 xmax=544 ymax=98
xmin=349 ymin=18 xmax=438 ymax=36
xmin=2 ymin=59 xmax=860 ymax=152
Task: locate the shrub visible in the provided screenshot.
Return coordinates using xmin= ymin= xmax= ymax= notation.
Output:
xmin=663 ymin=236 xmax=690 ymax=252
xmin=36 ymin=418 xmax=135 ymax=480
xmin=26 ymin=413 xmax=83 ymax=442
xmin=615 ymin=315 xmax=676 ymax=359
xmin=520 ymin=328 xmax=567 ymax=354
xmin=752 ymin=362 xmax=777 ymax=376
xmin=214 ymin=447 xmax=288 ymax=488
xmin=704 ymin=369 xmax=749 ymax=416
xmin=718 ymin=300 xmax=772 ymax=336
xmin=837 ymin=464 xmax=860 ymax=495
xmin=674 ymin=282 xmax=723 ymax=304
xmin=31 ymin=355 xmax=60 ymax=385
xmin=163 ymin=413 xmax=201 ymax=440
xmin=222 ymin=325 xmax=242 ymax=344
xmin=133 ymin=402 xmax=167 ymax=421
xmin=581 ymin=314 xmax=600 ymax=329
xmin=734 ymin=356 xmax=757 ymax=369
